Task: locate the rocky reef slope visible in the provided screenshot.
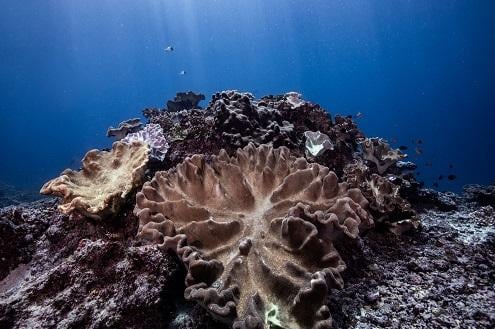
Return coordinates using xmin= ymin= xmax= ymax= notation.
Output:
xmin=1 ymin=190 xmax=493 ymax=328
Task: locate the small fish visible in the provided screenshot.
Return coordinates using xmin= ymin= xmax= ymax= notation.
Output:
xmin=438 ymin=175 xmax=444 ymax=180
xmin=433 ymin=182 xmax=439 ymax=188
xmin=447 ymin=174 xmax=457 ymax=181
xmin=179 ymin=70 xmax=186 ymax=75
xmin=416 ymin=172 xmax=421 ymax=176
xmin=416 ymin=139 xmax=423 ymax=144
xmin=164 ymin=45 xmax=174 ymax=52
xmin=449 ymin=163 xmax=454 ymax=169
xmin=354 ymin=112 xmax=364 ymax=119
xmin=399 ymin=145 xmax=408 ymax=151
xmin=415 ymin=147 xmax=423 ymax=155
xmin=424 ymin=162 xmax=432 ymax=167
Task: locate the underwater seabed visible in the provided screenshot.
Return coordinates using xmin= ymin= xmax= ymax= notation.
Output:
xmin=0 ymin=91 xmax=494 ymax=329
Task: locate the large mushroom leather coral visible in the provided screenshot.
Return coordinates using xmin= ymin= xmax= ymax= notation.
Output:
xmin=41 ymin=141 xmax=149 ymax=219
xmin=135 ymin=143 xmax=373 ymax=329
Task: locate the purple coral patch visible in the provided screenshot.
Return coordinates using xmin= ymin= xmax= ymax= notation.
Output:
xmin=123 ymin=123 xmax=169 ymax=161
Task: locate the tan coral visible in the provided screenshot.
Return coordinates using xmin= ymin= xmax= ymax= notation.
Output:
xmin=361 ymin=138 xmax=406 ymax=174
xmin=41 ymin=141 xmax=149 ymax=219
xmin=135 ymin=143 xmax=373 ymax=329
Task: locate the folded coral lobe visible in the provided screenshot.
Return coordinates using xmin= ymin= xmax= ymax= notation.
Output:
xmin=135 ymin=143 xmax=373 ymax=329
xmin=41 ymin=141 xmax=149 ymax=219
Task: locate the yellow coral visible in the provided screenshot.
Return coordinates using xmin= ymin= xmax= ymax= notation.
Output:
xmin=41 ymin=141 xmax=149 ymax=219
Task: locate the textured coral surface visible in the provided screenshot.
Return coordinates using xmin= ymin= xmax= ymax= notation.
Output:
xmin=40 ymin=141 xmax=149 ymax=219
xmin=123 ymin=123 xmax=170 ymax=161
xmin=361 ymin=138 xmax=406 ymax=175
xmin=135 ymin=143 xmax=373 ymax=328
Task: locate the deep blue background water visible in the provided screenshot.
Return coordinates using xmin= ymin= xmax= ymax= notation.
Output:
xmin=1 ymin=0 xmax=494 ymax=194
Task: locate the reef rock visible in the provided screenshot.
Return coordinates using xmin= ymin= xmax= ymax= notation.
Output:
xmin=0 ymin=199 xmax=186 ymax=329
xmin=464 ymin=182 xmax=495 ymax=206
xmin=0 ymin=182 xmax=39 ymax=208
xmin=40 ymin=141 xmax=149 ymax=219
xmin=135 ymin=143 xmax=373 ymax=329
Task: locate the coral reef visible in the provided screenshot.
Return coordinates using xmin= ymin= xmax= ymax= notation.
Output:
xmin=361 ymin=138 xmax=406 ymax=175
xmin=123 ymin=123 xmax=170 ymax=161
xmin=106 ymin=118 xmax=143 ymax=140
xmin=166 ymin=91 xmax=206 ymax=112
xmin=142 ymin=90 xmax=360 ymax=176
xmin=40 ymin=141 xmax=149 ymax=219
xmin=135 ymin=143 xmax=373 ymax=328
xmin=5 ymin=89 xmax=490 ymax=329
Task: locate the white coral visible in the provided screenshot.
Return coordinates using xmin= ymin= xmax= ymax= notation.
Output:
xmin=304 ymin=131 xmax=334 ymax=157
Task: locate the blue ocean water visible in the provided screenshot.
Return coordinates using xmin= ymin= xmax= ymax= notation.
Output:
xmin=0 ymin=0 xmax=494 ymax=195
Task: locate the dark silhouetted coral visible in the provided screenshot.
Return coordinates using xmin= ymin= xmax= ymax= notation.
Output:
xmin=107 ymin=118 xmax=143 ymax=140
xmin=209 ymin=90 xmax=299 ymax=149
xmin=135 ymin=143 xmax=373 ymax=329
xmin=167 ymin=91 xmax=206 ymax=112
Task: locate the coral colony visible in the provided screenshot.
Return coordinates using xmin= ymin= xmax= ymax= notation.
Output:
xmin=2 ymin=91 xmax=493 ymax=328
xmin=39 ymin=91 xmax=417 ymax=328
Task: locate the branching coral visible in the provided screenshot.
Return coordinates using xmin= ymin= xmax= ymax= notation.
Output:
xmin=106 ymin=118 xmax=142 ymax=140
xmin=40 ymin=141 xmax=149 ymax=219
xmin=361 ymin=138 xmax=406 ymax=175
xmin=135 ymin=143 xmax=373 ymax=328
xmin=122 ymin=123 xmax=169 ymax=161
